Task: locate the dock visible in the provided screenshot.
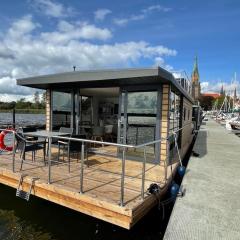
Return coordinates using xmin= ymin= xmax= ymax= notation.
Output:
xmin=164 ymin=118 xmax=240 ymax=239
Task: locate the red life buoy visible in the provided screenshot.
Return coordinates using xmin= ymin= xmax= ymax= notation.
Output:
xmin=0 ymin=128 xmax=15 ymax=151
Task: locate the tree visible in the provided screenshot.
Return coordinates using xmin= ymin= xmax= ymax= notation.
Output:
xmin=41 ymin=91 xmax=46 ymax=106
xmin=41 ymin=91 xmax=47 ymax=105
xmin=34 ymin=91 xmax=40 ymax=108
xmin=199 ymin=96 xmax=214 ymax=110
xmin=16 ymin=98 xmax=30 ymax=109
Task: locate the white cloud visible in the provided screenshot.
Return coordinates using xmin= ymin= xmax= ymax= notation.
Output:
xmin=0 ymin=76 xmax=33 ymax=96
xmin=114 ymin=14 xmax=145 ymax=26
xmin=201 ymin=81 xmax=240 ymax=96
xmin=94 ymin=9 xmax=112 ymax=21
xmin=153 ymin=57 xmax=174 ymax=71
xmin=142 ymin=5 xmax=172 ymax=14
xmin=113 ymin=18 xmax=128 ymax=26
xmin=114 ymin=4 xmax=171 ymax=26
xmin=32 ymin=0 xmax=73 ymax=18
xmin=200 ymin=81 xmax=209 ymax=92
xmin=0 ymin=45 xmax=15 ymax=60
xmin=0 ymin=16 xmax=177 ymax=101
xmin=7 ymin=15 xmax=38 ymax=39
xmin=40 ymin=21 xmax=112 ymax=43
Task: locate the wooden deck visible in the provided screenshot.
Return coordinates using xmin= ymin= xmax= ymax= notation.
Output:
xmin=0 ymin=146 xmax=178 ymax=229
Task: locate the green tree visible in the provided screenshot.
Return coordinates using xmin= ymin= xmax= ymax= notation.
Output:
xmin=199 ymin=96 xmax=214 ymax=110
xmin=41 ymin=91 xmax=46 ymax=105
xmin=34 ymin=91 xmax=40 ymax=108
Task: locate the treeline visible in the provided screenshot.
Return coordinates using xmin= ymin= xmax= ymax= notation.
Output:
xmin=200 ymin=94 xmax=237 ymax=111
xmin=0 ymin=91 xmax=46 ymax=111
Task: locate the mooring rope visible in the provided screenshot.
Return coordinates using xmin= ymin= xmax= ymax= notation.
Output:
xmin=173 ymin=132 xmax=183 ymax=167
xmin=158 ymin=196 xmax=176 ymax=220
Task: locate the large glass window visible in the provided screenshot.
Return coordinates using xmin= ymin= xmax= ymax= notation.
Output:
xmin=119 ymin=91 xmax=158 ymax=160
xmin=126 ymin=91 xmax=157 ymax=146
xmin=169 ymin=91 xmax=180 ymax=132
xmin=127 ymin=92 xmax=157 ymax=114
xmin=169 ymin=90 xmax=181 ymax=154
xmin=80 ymin=96 xmax=93 ymax=123
xmin=52 ymin=91 xmax=72 ymax=130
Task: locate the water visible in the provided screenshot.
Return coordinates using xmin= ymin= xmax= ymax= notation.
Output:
xmin=0 ymin=185 xmax=172 ymax=240
xmin=0 ymin=113 xmax=45 ymax=126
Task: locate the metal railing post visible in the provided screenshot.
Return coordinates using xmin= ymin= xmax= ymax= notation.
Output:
xmin=141 ymin=146 xmax=147 ymax=200
xmin=80 ymin=142 xmax=84 ymax=194
xmin=120 ymin=147 xmax=126 ymax=206
xmin=12 ymin=131 xmax=16 ymax=173
xmin=48 ymin=137 xmax=52 ymax=184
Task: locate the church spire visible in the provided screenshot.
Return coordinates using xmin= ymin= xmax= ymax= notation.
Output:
xmin=234 ymin=86 xmax=237 ymax=100
xmin=220 ymin=84 xmax=224 ymax=95
xmin=192 ymin=55 xmax=199 ymax=83
xmin=191 ymin=55 xmax=201 ymax=101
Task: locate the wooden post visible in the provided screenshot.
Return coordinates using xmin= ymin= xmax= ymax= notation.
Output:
xmin=46 ymin=89 xmax=51 ymax=131
xmin=12 ymin=108 xmax=16 ymax=128
xmin=160 ymin=84 xmax=170 ymax=163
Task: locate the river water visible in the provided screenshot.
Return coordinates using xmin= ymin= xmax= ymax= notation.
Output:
xmin=0 ymin=184 xmax=173 ymax=240
xmin=0 ymin=113 xmax=172 ymax=240
xmin=0 ymin=113 xmax=45 ymax=126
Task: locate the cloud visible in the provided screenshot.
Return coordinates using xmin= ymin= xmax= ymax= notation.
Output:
xmin=7 ymin=15 xmax=38 ymax=39
xmin=0 ymin=15 xmax=177 ymax=101
xmin=153 ymin=57 xmax=174 ymax=71
xmin=40 ymin=20 xmax=112 ymax=43
xmin=201 ymin=81 xmax=240 ymax=95
xmin=114 ymin=4 xmax=171 ymax=26
xmin=94 ymin=9 xmax=112 ymax=21
xmin=200 ymin=81 xmax=209 ymax=92
xmin=0 ymin=45 xmax=15 ymax=60
xmin=0 ymin=77 xmax=33 ymax=96
xmin=31 ymin=0 xmax=73 ymax=18
xmin=114 ymin=14 xmax=145 ymax=26
xmin=142 ymin=5 xmax=172 ymax=14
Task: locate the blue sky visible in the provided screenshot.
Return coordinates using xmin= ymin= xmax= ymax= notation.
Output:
xmin=0 ymin=0 xmax=239 ymax=101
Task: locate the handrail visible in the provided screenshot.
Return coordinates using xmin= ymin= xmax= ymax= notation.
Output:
xmin=53 ymin=135 xmax=135 ymax=149
xmin=0 ymin=122 xmax=193 ymax=206
xmin=53 ymin=122 xmax=193 ymax=149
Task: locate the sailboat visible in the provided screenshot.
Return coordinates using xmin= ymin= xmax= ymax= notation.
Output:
xmin=225 ymin=73 xmax=240 ymax=130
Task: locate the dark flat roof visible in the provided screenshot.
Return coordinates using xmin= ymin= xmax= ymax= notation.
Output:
xmin=17 ymin=67 xmax=194 ymax=103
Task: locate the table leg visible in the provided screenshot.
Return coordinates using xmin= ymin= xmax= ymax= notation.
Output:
xmin=48 ymin=137 xmax=52 ymax=184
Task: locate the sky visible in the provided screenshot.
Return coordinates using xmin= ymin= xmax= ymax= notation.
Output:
xmin=0 ymin=0 xmax=240 ymax=101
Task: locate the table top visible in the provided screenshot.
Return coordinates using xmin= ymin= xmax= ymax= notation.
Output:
xmin=24 ymin=130 xmax=69 ymax=138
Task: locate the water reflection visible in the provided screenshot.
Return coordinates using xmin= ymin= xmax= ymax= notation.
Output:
xmin=0 ymin=185 xmax=168 ymax=240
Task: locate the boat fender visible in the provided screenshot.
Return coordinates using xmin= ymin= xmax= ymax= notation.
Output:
xmin=148 ymin=183 xmax=161 ymax=195
xmin=170 ymin=183 xmax=180 ymax=197
xmin=177 ymin=165 xmax=186 ymax=177
xmin=0 ymin=128 xmax=15 ymax=151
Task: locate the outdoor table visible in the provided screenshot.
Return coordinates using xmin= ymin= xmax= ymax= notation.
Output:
xmin=24 ymin=130 xmax=69 ymax=184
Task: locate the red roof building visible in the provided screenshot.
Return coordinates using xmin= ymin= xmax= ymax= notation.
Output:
xmin=202 ymin=93 xmax=221 ymax=99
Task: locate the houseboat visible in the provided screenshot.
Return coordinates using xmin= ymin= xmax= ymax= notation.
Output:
xmin=0 ymin=67 xmax=195 ymax=229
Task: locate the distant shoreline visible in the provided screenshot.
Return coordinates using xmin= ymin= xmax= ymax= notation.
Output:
xmin=0 ymin=109 xmax=45 ymax=114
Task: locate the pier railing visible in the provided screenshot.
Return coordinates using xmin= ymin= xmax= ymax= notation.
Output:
xmin=0 ymin=124 xmax=192 ymax=207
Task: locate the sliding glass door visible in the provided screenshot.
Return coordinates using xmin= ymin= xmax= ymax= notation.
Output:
xmin=52 ymin=91 xmax=72 ymax=130
xmin=118 ymin=88 xmax=161 ymax=161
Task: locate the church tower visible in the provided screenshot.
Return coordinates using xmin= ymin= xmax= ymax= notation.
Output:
xmin=191 ymin=56 xmax=201 ymax=101
xmin=220 ymin=84 xmax=225 ymax=96
xmin=233 ymin=87 xmax=237 ymax=102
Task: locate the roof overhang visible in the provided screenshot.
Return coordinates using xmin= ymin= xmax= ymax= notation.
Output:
xmin=17 ymin=67 xmax=194 ymax=103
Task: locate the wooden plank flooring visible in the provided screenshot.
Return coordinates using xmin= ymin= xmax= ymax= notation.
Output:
xmin=0 ymin=146 xmax=178 ymax=228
